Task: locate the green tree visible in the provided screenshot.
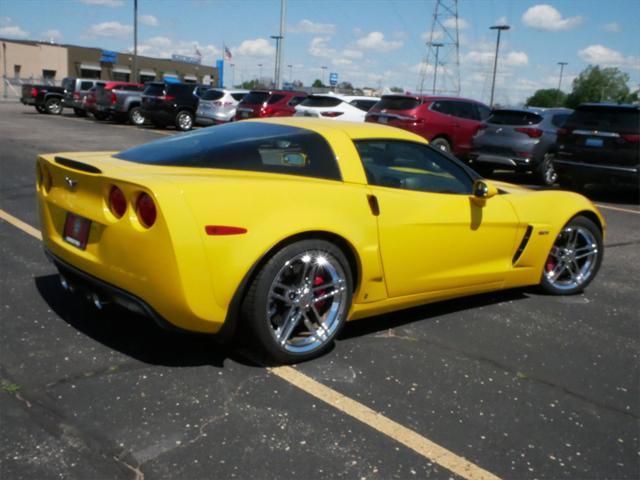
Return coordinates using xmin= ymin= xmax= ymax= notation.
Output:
xmin=312 ymin=79 xmax=324 ymax=88
xmin=565 ymin=66 xmax=631 ymax=109
xmin=390 ymin=86 xmax=404 ymax=93
xmin=525 ymin=88 xmax=566 ymax=107
xmin=240 ymin=79 xmax=260 ymax=90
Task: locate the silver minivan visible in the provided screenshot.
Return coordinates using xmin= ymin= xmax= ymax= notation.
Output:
xmin=196 ymin=89 xmax=248 ymax=125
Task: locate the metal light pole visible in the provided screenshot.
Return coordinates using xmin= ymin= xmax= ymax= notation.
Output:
xmin=230 ymin=63 xmax=235 ymax=87
xmin=489 ymin=24 xmax=510 ymax=107
xmin=431 ymin=42 xmax=444 ymax=94
xmin=557 ymin=61 xmax=568 ymax=91
xmin=275 ymin=0 xmax=286 ymax=89
xmin=132 ymin=0 xmax=138 ymax=83
xmin=287 ymin=64 xmax=293 ymax=84
xmin=321 ymin=66 xmax=327 ymax=86
xmin=270 ymin=35 xmax=282 ymax=88
xmin=258 ymin=64 xmax=263 ymax=86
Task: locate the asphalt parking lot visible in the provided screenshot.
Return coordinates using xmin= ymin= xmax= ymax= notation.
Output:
xmin=1 ymin=101 xmax=638 ymax=480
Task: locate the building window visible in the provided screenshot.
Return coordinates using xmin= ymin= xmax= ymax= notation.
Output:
xmin=42 ymin=70 xmax=56 ymax=82
xmin=13 ymin=65 xmax=21 ymax=78
xmin=80 ymin=68 xmax=101 ymax=79
xmin=139 ymin=74 xmax=155 ymax=83
xmin=112 ymin=71 xmax=130 ymax=82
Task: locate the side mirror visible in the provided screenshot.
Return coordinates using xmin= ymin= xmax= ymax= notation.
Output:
xmin=472 ymin=179 xmax=498 ymax=199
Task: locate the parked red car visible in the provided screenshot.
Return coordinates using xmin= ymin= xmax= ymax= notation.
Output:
xmin=89 ymin=81 xmax=143 ymax=120
xmin=235 ymin=90 xmax=307 ymax=120
xmin=365 ymin=95 xmax=491 ymax=158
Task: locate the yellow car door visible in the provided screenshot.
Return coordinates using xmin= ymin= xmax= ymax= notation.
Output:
xmin=354 ymin=139 xmax=520 ymax=298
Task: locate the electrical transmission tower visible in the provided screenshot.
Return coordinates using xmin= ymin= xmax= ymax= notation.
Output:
xmin=418 ymin=0 xmax=461 ymax=96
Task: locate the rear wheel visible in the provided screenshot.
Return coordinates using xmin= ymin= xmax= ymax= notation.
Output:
xmin=536 ymin=153 xmax=558 ymax=186
xmin=93 ymin=112 xmax=108 ymax=121
xmin=243 ymin=239 xmax=353 ymax=364
xmin=73 ymin=107 xmax=87 ymax=117
xmin=175 ymin=110 xmax=194 ymax=131
xmin=35 ymin=105 xmax=47 ymax=114
xmin=430 ymin=137 xmax=451 ymax=153
xmin=540 ymin=216 xmax=602 ymax=295
xmin=45 ymin=97 xmax=63 ymax=115
xmin=129 ymin=106 xmax=145 ymax=126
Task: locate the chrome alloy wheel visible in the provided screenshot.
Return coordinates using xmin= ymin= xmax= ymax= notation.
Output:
xmin=544 ymin=225 xmax=599 ymax=291
xmin=266 ymin=250 xmax=348 ymax=354
xmin=131 ymin=109 xmax=145 ymax=125
xmin=542 ymin=154 xmax=558 ymax=185
xmin=177 ymin=112 xmax=193 ymax=130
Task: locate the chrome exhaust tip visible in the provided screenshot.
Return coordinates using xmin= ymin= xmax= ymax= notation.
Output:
xmin=60 ymin=276 xmax=73 ymax=292
xmin=88 ymin=292 xmax=107 ymax=310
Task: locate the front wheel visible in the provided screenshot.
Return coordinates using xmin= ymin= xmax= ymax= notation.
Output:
xmin=536 ymin=153 xmax=558 ymax=186
xmin=430 ymin=137 xmax=451 ymax=153
xmin=129 ymin=107 xmax=145 ymax=126
xmin=175 ymin=110 xmax=194 ymax=131
xmin=540 ymin=216 xmax=603 ymax=295
xmin=242 ymin=240 xmax=353 ymax=364
xmin=45 ymin=97 xmax=63 ymax=115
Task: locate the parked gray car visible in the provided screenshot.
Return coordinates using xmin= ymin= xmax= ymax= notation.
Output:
xmin=61 ymin=77 xmax=105 ymax=117
xmin=94 ymin=83 xmax=145 ymax=125
xmin=468 ymin=107 xmax=572 ymax=185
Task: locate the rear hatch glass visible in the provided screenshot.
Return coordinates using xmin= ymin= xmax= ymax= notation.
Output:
xmin=242 ymin=91 xmax=270 ymax=105
xmin=202 ymin=90 xmax=225 ymax=101
xmin=144 ymin=83 xmax=166 ymax=96
xmin=61 ymin=78 xmax=75 ymax=92
xmin=488 ymin=110 xmax=543 ymax=126
xmin=300 ymin=96 xmax=343 ymax=108
xmin=565 ymin=106 xmax=640 ymax=134
xmin=374 ymin=96 xmax=422 ymax=111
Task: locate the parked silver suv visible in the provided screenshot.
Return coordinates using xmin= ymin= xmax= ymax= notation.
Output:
xmin=61 ymin=77 xmax=105 ymax=117
xmin=196 ymin=89 xmax=248 ymax=125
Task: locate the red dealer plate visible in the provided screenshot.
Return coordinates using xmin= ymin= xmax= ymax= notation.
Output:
xmin=63 ymin=213 xmax=91 ymax=250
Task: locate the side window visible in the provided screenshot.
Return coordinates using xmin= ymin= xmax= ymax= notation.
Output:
xmin=354 ymin=140 xmax=473 ymax=194
xmin=452 ymin=101 xmax=477 ymax=120
xmin=268 ymin=94 xmax=285 ymax=104
xmin=476 ymin=104 xmax=491 ymax=121
xmin=231 ymin=93 xmax=247 ymax=101
xmin=431 ymin=100 xmax=453 ymax=116
xmin=288 ymin=96 xmax=306 ymax=106
xmin=80 ymin=81 xmax=94 ymax=90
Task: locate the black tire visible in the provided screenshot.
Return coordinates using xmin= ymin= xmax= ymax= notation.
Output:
xmin=539 ymin=216 xmax=603 ymax=295
xmin=73 ymin=107 xmax=87 ymax=117
xmin=430 ymin=137 xmax=451 ymax=153
xmin=128 ymin=106 xmax=145 ymax=126
xmin=45 ymin=97 xmax=63 ymax=115
xmin=93 ymin=112 xmax=108 ymax=121
xmin=474 ymin=164 xmax=494 ymax=178
xmin=535 ymin=153 xmax=558 ymax=186
xmin=175 ymin=110 xmax=194 ymax=131
xmin=242 ymin=239 xmax=353 ymax=364
xmin=35 ymin=105 xmax=47 ymax=114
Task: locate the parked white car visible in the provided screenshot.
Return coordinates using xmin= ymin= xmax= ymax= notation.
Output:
xmin=196 ymin=89 xmax=248 ymax=125
xmin=294 ymin=94 xmax=380 ymax=121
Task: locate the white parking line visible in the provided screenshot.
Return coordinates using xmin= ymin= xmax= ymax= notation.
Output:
xmin=595 ymin=204 xmax=640 ymax=215
xmin=57 ymin=114 xmax=175 ymax=136
xmin=0 ymin=207 xmax=502 ymax=480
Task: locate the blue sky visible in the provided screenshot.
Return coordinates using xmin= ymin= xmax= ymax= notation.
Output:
xmin=1 ymin=0 xmax=639 ymax=104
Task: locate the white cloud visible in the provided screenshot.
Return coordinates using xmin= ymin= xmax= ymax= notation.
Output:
xmin=463 ymin=50 xmax=529 ymax=67
xmin=522 ymin=4 xmax=583 ymax=31
xmin=309 ymin=37 xmax=334 ymax=59
xmin=342 ymin=49 xmax=363 ymax=60
xmin=78 ymin=0 xmax=123 ymax=6
xmin=443 ymin=18 xmax=469 ymax=29
xmin=355 ymin=31 xmax=402 ymax=53
xmin=602 ymin=22 xmax=621 ymax=33
xmin=135 ymin=39 xmax=220 ymax=64
xmin=140 ymin=14 xmax=158 ymax=27
xmin=86 ymin=21 xmax=132 ymax=38
xmin=495 ymin=16 xmax=508 ymax=26
xmin=234 ymin=38 xmax=275 ymax=57
xmin=578 ymin=44 xmax=640 ymax=69
xmin=0 ymin=25 xmax=29 ymax=39
xmin=504 ymin=51 xmax=529 ymax=67
xmin=289 ymin=19 xmax=336 ymax=35
xmin=41 ymin=29 xmax=63 ymax=42
xmin=421 ymin=30 xmax=444 ymax=42
xmin=146 ymin=36 xmax=171 ymax=48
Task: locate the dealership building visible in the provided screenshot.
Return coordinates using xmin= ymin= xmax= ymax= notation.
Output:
xmin=1 ymin=38 xmax=218 ymax=98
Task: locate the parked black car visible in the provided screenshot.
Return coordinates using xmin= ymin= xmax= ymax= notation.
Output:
xmin=554 ymin=103 xmax=640 ymax=189
xmin=20 ymin=84 xmax=66 ymax=114
xmin=468 ymin=107 xmax=572 ymax=185
xmin=141 ymin=82 xmax=201 ymax=131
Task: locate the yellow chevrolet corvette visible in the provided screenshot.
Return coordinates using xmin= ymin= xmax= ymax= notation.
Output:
xmin=36 ymin=118 xmax=605 ymax=362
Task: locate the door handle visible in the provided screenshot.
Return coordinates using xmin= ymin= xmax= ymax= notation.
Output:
xmin=367 ymin=194 xmax=380 ymax=216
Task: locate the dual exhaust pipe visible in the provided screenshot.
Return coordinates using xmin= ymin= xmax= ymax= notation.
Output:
xmin=59 ymin=275 xmax=109 ymax=310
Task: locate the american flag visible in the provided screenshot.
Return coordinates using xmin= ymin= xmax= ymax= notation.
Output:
xmin=224 ymin=44 xmax=232 ymax=61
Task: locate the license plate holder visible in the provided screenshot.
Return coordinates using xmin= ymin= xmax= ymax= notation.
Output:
xmin=63 ymin=213 xmax=91 ymax=250
xmin=585 ymin=137 xmax=603 ymax=148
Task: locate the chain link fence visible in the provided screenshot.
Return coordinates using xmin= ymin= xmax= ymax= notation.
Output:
xmin=1 ymin=76 xmax=61 ymax=101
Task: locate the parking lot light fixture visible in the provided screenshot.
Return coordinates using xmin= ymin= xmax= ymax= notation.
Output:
xmin=489 ymin=24 xmax=510 ymax=107
xmin=321 ymin=66 xmax=327 ymax=87
xmin=430 ymin=42 xmax=444 ymax=94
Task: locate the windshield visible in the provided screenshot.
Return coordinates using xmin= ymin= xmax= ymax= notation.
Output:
xmin=374 ymin=96 xmax=422 ymax=111
xmin=565 ymin=106 xmax=640 ymax=134
xmin=143 ymin=83 xmax=166 ymax=96
xmin=202 ymin=90 xmax=225 ymax=101
xmin=488 ymin=110 xmax=543 ymax=126
xmin=241 ymin=91 xmax=270 ymax=105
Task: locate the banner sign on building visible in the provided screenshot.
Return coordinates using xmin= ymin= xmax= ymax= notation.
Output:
xmin=100 ymin=50 xmax=118 ymax=63
xmin=216 ymin=59 xmax=224 ymax=87
xmin=171 ymin=54 xmax=201 ymax=65
xmin=329 ymin=72 xmax=338 ymax=86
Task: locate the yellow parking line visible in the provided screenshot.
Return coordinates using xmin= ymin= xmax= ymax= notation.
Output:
xmin=1 ymin=208 xmax=501 ymax=480
xmin=595 ymin=204 xmax=640 ymax=215
xmin=271 ymin=366 xmax=501 ymax=480
xmin=0 ymin=209 xmax=41 ymax=240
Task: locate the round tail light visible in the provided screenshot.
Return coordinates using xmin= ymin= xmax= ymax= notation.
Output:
xmin=109 ymin=186 xmax=127 ymax=218
xmin=136 ymin=192 xmax=156 ymax=228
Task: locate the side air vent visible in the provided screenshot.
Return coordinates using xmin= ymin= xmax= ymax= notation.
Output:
xmin=512 ymin=225 xmax=533 ymax=265
xmin=54 ymin=156 xmax=102 ymax=174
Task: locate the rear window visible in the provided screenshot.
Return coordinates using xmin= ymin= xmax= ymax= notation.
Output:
xmin=350 ymin=99 xmax=378 ymax=111
xmin=374 ymin=96 xmax=422 ymax=111
xmin=488 ymin=110 xmax=543 ymax=126
xmin=242 ymin=91 xmax=270 ymax=105
xmin=144 ymin=83 xmax=166 ymax=96
xmin=551 ymin=113 xmax=570 ymax=127
xmin=202 ymin=89 xmax=225 ymax=101
xmin=301 ymin=96 xmax=343 ymax=108
xmin=61 ymin=78 xmax=75 ymax=91
xmin=114 ymin=122 xmax=342 ymax=181
xmin=80 ymin=81 xmax=94 ymax=90
xmin=267 ymin=94 xmax=285 ymax=104
xmin=565 ymin=106 xmax=640 ymax=134
xmin=231 ymin=93 xmax=247 ymax=101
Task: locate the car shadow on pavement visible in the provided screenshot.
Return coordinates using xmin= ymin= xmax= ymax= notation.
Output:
xmin=340 ymin=288 xmax=529 ymax=340
xmin=34 ymin=274 xmax=261 ymax=370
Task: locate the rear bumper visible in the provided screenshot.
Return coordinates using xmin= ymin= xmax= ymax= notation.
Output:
xmin=45 ymin=249 xmax=184 ymax=332
xmin=21 ymin=97 xmax=36 ymax=106
xmin=142 ymin=109 xmax=174 ymax=124
xmin=554 ymin=159 xmax=639 ymax=185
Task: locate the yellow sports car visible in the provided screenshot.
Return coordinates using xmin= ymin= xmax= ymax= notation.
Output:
xmin=36 ymin=118 xmax=604 ymax=362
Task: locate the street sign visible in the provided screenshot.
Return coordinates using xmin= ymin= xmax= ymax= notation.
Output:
xmin=329 ymin=72 xmax=338 ymax=86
